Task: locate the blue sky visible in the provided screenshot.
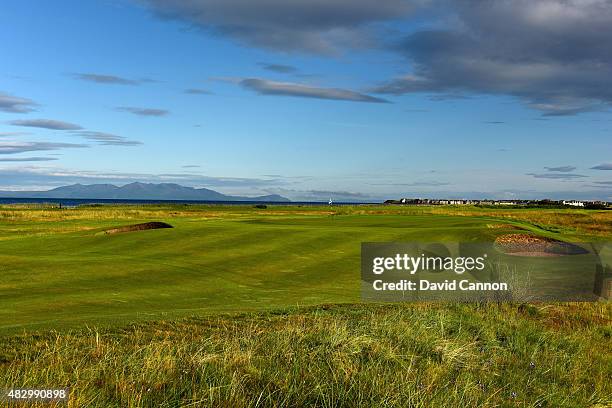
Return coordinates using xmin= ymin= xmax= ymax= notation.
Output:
xmin=1 ymin=0 xmax=611 ymax=201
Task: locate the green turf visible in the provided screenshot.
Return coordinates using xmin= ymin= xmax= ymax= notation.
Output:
xmin=0 ymin=207 xmax=534 ymax=332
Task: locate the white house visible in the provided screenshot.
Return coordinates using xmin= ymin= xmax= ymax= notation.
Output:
xmin=563 ymin=200 xmax=585 ymax=207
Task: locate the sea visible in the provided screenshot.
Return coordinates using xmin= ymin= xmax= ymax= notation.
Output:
xmin=0 ymin=198 xmax=375 ymax=207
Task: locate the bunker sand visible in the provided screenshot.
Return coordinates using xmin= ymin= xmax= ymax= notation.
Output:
xmin=495 ymin=233 xmax=588 ymax=257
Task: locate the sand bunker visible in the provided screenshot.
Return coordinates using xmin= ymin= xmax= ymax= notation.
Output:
xmin=495 ymin=234 xmax=588 ymax=257
xmin=103 ymin=222 xmax=173 ymax=235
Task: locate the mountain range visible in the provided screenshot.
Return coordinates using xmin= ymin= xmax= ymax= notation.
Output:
xmin=0 ymin=183 xmax=290 ymax=202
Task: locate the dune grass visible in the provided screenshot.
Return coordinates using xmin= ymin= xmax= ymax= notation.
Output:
xmin=1 ymin=303 xmax=610 ymax=407
xmin=0 ymin=204 xmax=610 ymax=406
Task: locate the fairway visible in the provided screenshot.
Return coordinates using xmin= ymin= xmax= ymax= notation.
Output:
xmin=0 ymin=205 xmax=537 ymax=332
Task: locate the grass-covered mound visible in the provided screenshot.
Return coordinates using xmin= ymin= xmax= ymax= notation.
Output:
xmin=102 ymin=222 xmax=173 ymax=235
xmin=1 ymin=303 xmax=610 ymax=407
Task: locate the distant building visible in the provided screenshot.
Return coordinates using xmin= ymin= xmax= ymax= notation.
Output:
xmin=384 ymin=197 xmax=610 ymax=208
xmin=563 ymin=200 xmax=585 ymax=207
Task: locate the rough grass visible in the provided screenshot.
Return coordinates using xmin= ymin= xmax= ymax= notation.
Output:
xmin=2 ymin=203 xmax=610 ymax=236
xmin=331 ymin=206 xmax=612 ymax=238
xmin=1 ymin=303 xmax=610 ymax=407
xmin=0 ymin=204 xmax=610 ymax=407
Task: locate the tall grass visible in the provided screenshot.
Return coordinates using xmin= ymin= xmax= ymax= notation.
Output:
xmin=1 ymin=204 xmax=610 ymax=237
xmin=1 ymin=303 xmax=610 ymax=407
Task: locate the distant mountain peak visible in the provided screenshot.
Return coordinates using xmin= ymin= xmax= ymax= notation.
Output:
xmin=0 ymin=182 xmax=290 ymax=202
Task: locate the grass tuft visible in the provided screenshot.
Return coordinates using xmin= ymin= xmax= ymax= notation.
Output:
xmin=1 ymin=303 xmax=610 ymax=407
